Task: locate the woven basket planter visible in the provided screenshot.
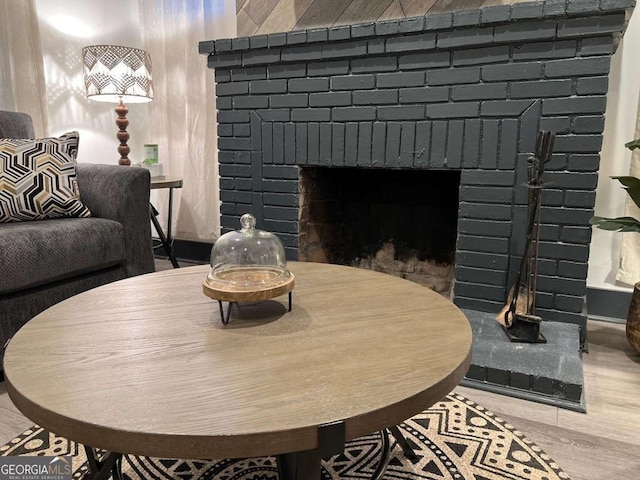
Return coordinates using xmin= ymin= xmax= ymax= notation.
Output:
xmin=627 ymin=282 xmax=640 ymax=354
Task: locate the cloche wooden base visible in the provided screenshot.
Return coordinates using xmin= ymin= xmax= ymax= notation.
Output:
xmin=202 ymin=269 xmax=295 ymax=303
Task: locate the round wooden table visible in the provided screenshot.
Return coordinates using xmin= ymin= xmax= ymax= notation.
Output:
xmin=4 ymin=262 xmax=472 ymax=479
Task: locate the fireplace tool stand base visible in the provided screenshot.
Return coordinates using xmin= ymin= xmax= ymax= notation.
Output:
xmin=502 ymin=315 xmax=546 ymax=343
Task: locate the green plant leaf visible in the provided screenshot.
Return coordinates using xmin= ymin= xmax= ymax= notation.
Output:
xmin=611 ymin=176 xmax=640 ymax=210
xmin=590 ymin=215 xmax=640 ymax=233
xmin=625 ymin=139 xmax=640 ymax=150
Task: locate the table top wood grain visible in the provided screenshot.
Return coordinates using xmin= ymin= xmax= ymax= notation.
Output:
xmin=4 ymin=262 xmax=472 ymax=459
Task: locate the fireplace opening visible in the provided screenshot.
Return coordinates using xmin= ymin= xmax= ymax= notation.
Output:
xmin=299 ymin=167 xmax=460 ymax=295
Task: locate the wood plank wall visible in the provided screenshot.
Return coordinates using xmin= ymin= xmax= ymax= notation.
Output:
xmin=236 ymin=0 xmax=530 ymax=37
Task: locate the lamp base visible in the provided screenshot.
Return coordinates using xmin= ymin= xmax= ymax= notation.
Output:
xmin=115 ymin=99 xmax=131 ymax=166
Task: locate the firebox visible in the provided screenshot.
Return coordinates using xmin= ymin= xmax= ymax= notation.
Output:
xmin=299 ymin=167 xmax=460 ymax=294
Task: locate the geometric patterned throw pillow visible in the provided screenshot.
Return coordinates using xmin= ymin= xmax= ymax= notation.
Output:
xmin=0 ymin=131 xmax=91 ymax=222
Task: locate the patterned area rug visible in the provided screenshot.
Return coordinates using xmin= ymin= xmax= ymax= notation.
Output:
xmin=1 ymin=393 xmax=569 ymax=480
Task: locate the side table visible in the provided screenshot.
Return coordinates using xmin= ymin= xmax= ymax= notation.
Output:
xmin=150 ymin=177 xmax=183 ymax=268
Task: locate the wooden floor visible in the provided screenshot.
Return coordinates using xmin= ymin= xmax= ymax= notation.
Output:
xmin=1 ymin=262 xmax=639 ymax=479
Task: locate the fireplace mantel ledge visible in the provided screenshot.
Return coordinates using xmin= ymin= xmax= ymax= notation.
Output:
xmin=199 ymin=0 xmax=635 ymax=62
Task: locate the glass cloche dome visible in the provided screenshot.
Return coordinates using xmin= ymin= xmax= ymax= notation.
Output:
xmin=207 ymin=214 xmax=291 ymax=289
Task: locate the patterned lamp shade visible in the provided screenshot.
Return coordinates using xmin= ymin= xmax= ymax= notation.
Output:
xmin=82 ymin=45 xmax=153 ymax=103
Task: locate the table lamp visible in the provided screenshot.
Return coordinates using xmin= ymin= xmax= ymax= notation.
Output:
xmin=82 ymin=45 xmax=153 ymax=166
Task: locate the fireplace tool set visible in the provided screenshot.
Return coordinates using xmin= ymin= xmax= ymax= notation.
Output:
xmin=497 ymin=131 xmax=555 ymax=343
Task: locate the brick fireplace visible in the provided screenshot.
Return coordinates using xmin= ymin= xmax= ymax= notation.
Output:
xmin=200 ymin=0 xmax=634 ymax=351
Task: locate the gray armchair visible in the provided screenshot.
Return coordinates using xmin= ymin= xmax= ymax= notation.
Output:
xmin=0 ymin=111 xmax=155 ymax=366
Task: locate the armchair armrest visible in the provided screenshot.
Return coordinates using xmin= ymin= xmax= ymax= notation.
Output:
xmin=76 ymin=164 xmax=155 ymax=277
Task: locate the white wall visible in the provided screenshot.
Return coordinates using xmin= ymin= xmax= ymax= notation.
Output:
xmin=587 ymin=9 xmax=640 ymax=291
xmin=34 ymin=0 xmax=151 ymax=165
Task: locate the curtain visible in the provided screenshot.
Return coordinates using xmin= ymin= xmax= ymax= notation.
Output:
xmin=617 ymin=99 xmax=640 ymax=285
xmin=138 ymin=0 xmax=236 ymax=242
xmin=0 ymin=0 xmax=49 ymax=135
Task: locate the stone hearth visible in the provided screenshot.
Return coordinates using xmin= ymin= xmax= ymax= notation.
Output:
xmin=200 ymin=0 xmax=635 ymax=408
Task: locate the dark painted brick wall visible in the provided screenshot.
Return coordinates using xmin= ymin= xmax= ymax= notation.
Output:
xmin=200 ymin=0 xmax=635 ymax=338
